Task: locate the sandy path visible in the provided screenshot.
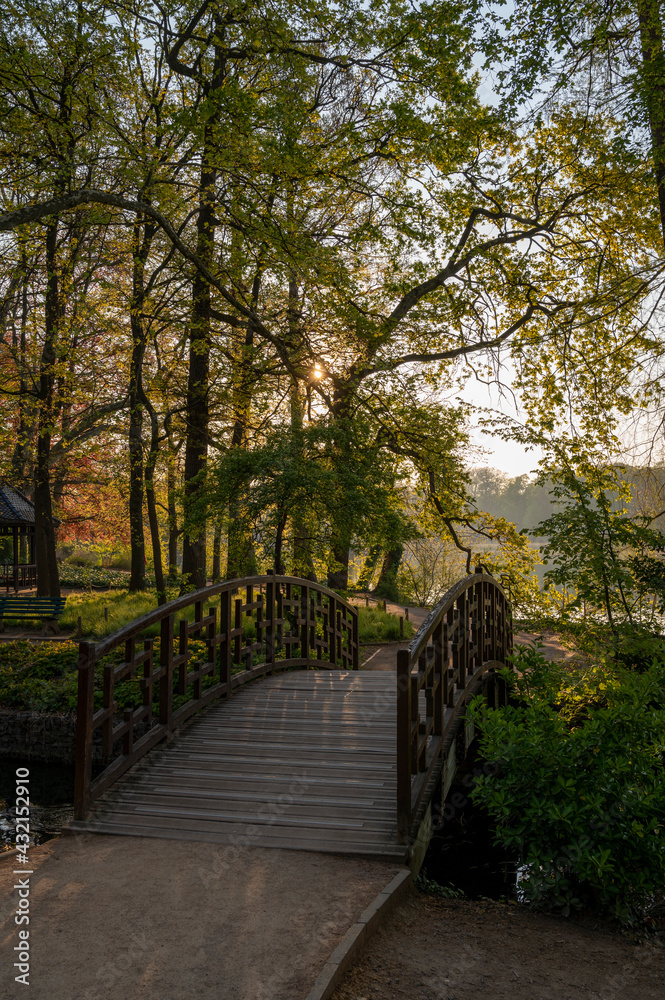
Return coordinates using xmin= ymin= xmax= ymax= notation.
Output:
xmin=331 ymin=892 xmax=665 ymax=1000
xmin=0 ymin=834 xmax=401 ymax=999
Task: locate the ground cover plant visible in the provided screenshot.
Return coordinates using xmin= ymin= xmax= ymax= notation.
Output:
xmin=357 ymin=606 xmax=414 ymax=644
xmin=470 ymin=638 xmax=665 ymax=927
xmin=58 ymin=565 xmax=157 ymax=591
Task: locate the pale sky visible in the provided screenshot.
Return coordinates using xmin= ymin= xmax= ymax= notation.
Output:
xmin=458 ymin=372 xmax=544 ymax=478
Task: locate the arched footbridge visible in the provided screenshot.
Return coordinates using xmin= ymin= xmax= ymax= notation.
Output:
xmin=68 ymin=571 xmax=512 ymax=863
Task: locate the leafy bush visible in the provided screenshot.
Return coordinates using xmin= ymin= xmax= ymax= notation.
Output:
xmin=470 ymin=642 xmax=665 ymax=925
xmin=58 ymin=563 xmax=157 ymax=590
xmin=0 ymin=641 xmax=80 ymax=713
xmin=358 ymin=606 xmax=414 ymax=643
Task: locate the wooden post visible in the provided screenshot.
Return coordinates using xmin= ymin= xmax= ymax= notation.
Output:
xmin=396 ymin=647 xmax=412 ymax=842
xmin=265 ymin=571 xmax=275 ymax=671
xmin=74 ymin=641 xmax=96 ymax=820
xmin=352 ymin=605 xmax=359 ymax=669
xmin=300 ymin=585 xmax=309 ymax=665
xmin=12 ymin=527 xmax=18 ymax=594
xmin=473 ymin=578 xmax=482 ymax=674
xmin=219 ymin=589 xmax=232 ymax=686
xmin=433 ymin=619 xmax=443 ymax=737
xmin=328 ymin=595 xmax=336 ymax=664
xmin=159 ymin=612 xmax=174 ymax=729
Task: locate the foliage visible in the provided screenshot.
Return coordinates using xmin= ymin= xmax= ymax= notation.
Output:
xmin=59 ymin=591 xmax=167 ymax=639
xmin=415 ymin=873 xmax=465 ymax=899
xmin=470 ymin=642 xmax=665 ymax=925
xmin=0 ymin=641 xmax=80 ymax=713
xmin=1 ymin=0 xmax=664 ymax=605
xmin=58 ymin=565 xmax=154 ymax=591
xmin=397 ymin=535 xmax=460 ymax=607
xmin=358 ymin=605 xmax=414 ymax=644
xmin=536 ymin=459 xmax=665 ymax=630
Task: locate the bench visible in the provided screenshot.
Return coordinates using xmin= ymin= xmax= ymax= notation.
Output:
xmin=0 ymin=596 xmax=67 ymax=635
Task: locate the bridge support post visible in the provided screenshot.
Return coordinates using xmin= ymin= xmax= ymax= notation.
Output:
xmin=74 ymin=641 xmax=96 ymax=820
xmin=265 ymin=573 xmax=275 ymax=672
xmin=396 ymin=647 xmax=411 ymax=842
xmin=159 ymin=614 xmax=174 ymax=729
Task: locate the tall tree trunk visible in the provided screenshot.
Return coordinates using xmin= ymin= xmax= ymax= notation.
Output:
xmin=374 ymin=544 xmax=403 ymax=602
xmin=274 ymin=510 xmax=287 ymax=575
xmin=10 ymin=249 xmax=34 ymax=493
xmin=127 ymin=212 xmax=155 ymax=591
xmin=211 ymin=523 xmax=222 ymax=582
xmin=142 ymin=394 xmax=166 ymax=604
xmin=638 ymin=0 xmax=665 ymax=246
xmin=226 ymin=268 xmax=261 ymax=580
xmin=327 ymin=542 xmax=351 ymax=591
xmin=165 ymin=413 xmax=180 ymax=582
xmin=357 ymin=544 xmax=382 ymax=591
xmin=34 ymin=220 xmax=61 ymax=599
xmin=168 ymin=461 xmax=179 ymax=580
xmin=288 ymin=273 xmax=316 ymax=580
xmin=327 ymin=389 xmax=355 ymax=592
xmin=182 ymin=42 xmax=225 ymax=591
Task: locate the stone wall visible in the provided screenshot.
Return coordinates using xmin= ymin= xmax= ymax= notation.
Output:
xmin=0 ymin=710 xmax=79 ymax=763
xmin=0 ymin=710 xmax=126 ymax=764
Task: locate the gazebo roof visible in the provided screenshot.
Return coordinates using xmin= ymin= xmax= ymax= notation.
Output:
xmin=0 ymin=484 xmax=36 ymax=526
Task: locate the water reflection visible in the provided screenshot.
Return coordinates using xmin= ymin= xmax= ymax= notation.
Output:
xmin=0 ymin=758 xmax=74 ymax=850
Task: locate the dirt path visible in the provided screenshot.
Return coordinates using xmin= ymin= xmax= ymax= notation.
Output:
xmin=0 ymin=834 xmax=402 ymax=999
xmin=331 ymin=892 xmax=664 ymax=1000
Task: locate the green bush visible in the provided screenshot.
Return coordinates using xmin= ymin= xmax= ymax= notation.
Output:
xmin=58 ymin=563 xmax=157 ymax=590
xmin=0 ymin=641 xmax=80 ymax=713
xmin=357 ymin=606 xmax=414 ymax=643
xmin=470 ymin=642 xmax=665 ymax=925
xmin=0 ymin=637 xmax=217 ymax=714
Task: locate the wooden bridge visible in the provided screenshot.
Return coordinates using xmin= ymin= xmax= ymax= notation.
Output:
xmin=69 ymin=571 xmax=512 ymax=863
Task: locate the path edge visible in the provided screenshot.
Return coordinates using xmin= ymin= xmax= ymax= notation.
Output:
xmin=304 ymin=868 xmax=412 ymax=1000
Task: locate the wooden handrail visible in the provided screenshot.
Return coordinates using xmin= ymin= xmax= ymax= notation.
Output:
xmin=396 ymin=570 xmax=512 ymax=842
xmin=74 ymin=574 xmax=359 ymax=820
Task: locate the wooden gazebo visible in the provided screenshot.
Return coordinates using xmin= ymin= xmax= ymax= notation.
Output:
xmin=0 ymin=483 xmax=37 ymax=592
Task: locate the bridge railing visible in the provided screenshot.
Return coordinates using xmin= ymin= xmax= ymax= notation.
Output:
xmin=396 ymin=570 xmax=512 ymax=842
xmin=74 ymin=573 xmax=359 ymax=820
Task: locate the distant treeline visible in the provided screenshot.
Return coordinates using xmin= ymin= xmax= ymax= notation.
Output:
xmin=469 ymin=465 xmax=665 ymax=535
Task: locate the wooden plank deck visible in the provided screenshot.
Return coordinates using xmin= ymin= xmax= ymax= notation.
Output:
xmin=69 ymin=670 xmax=409 ymax=860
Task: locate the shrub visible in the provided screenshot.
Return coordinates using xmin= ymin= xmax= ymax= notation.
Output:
xmin=0 ymin=641 xmax=80 ymax=713
xmin=357 ymin=606 xmax=414 ymax=643
xmin=470 ymin=642 xmax=665 ymax=925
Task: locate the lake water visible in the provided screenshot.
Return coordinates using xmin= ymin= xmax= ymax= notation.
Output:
xmin=0 ymin=758 xmax=74 ymax=850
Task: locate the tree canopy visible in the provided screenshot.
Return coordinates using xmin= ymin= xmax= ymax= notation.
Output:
xmin=0 ymin=0 xmax=663 ymax=603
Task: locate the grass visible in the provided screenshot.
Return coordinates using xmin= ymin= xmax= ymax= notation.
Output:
xmin=60 ymin=591 xmax=163 ymax=640
xmin=357 ymin=605 xmax=414 ymax=643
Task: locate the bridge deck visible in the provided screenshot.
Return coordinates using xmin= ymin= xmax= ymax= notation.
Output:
xmin=69 ymin=670 xmax=412 ymax=860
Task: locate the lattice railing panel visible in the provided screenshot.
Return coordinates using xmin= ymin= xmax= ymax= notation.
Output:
xmin=75 ymin=573 xmax=359 ymax=819
xmin=397 ymin=570 xmax=512 ymax=841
